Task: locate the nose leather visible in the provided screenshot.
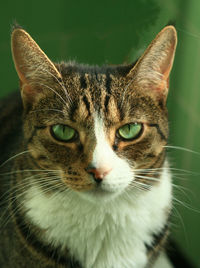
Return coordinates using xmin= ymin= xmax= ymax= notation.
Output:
xmin=86 ymin=166 xmax=112 ymax=182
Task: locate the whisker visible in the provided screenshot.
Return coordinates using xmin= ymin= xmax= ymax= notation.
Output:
xmin=0 ymin=174 xmax=62 ymax=206
xmin=0 ymin=150 xmax=31 ymax=168
xmin=136 ymin=167 xmax=200 ymax=176
xmin=0 ymin=169 xmax=60 ymax=176
xmin=35 ymin=82 xmax=67 ymax=106
xmin=171 ymin=205 xmax=189 ymax=246
xmin=135 ymin=174 xmax=159 ymax=183
xmin=172 ymin=183 xmax=192 ymax=194
xmin=0 ymin=180 xmax=66 ymax=229
xmin=136 ymin=171 xmax=189 ymax=180
xmin=164 ymin=145 xmax=200 ymax=156
xmin=30 ymin=108 xmax=66 ymax=115
xmin=42 ymin=67 xmax=72 ymax=105
xmin=173 ymin=197 xmax=200 ymax=214
xmin=131 ymin=180 xmax=151 ymax=190
xmin=135 ymin=174 xmax=191 ymax=186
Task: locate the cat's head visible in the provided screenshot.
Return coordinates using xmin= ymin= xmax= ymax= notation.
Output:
xmin=11 ymin=26 xmax=177 ymax=202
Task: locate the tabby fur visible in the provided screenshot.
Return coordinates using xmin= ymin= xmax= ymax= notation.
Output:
xmin=0 ymin=26 xmax=177 ymax=268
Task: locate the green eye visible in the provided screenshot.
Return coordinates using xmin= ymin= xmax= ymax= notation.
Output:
xmin=118 ymin=123 xmax=143 ymax=140
xmin=51 ymin=124 xmax=77 ymax=142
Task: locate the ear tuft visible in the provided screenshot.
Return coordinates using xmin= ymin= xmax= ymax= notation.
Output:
xmin=11 ymin=22 xmax=23 ymax=32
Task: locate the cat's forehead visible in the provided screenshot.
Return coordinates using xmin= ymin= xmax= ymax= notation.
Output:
xmin=60 ymin=62 xmax=133 ymax=91
xmin=43 ymin=63 xmax=161 ymax=127
xmin=63 ymin=73 xmax=125 ymax=125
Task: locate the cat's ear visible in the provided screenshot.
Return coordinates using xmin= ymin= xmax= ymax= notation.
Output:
xmin=11 ymin=27 xmax=62 ymax=104
xmin=127 ymin=26 xmax=177 ymax=104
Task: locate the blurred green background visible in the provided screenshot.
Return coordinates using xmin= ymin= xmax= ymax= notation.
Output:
xmin=1 ymin=0 xmax=200 ymax=266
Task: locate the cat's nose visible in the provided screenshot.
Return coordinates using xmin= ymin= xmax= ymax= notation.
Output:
xmin=86 ymin=165 xmax=112 ymax=183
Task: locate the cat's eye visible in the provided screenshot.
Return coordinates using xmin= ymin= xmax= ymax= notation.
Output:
xmin=51 ymin=124 xmax=77 ymax=142
xmin=117 ymin=123 xmax=143 ymax=140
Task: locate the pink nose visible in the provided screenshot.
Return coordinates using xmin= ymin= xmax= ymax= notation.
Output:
xmin=86 ymin=166 xmax=112 ymax=183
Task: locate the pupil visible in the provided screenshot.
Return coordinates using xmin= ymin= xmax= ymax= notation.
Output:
xmin=62 ymin=125 xmax=65 ymax=134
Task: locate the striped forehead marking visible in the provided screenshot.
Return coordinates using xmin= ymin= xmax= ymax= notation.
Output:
xmin=66 ymin=71 xmax=126 ymax=124
xmin=77 ymin=73 xmax=113 ymax=117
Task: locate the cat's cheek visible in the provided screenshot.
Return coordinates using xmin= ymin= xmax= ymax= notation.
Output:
xmin=60 ymin=172 xmax=94 ymax=192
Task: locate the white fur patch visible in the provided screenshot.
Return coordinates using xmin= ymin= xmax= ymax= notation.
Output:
xmin=78 ymin=115 xmax=134 ymax=203
xmin=25 ymin=165 xmax=172 ymax=268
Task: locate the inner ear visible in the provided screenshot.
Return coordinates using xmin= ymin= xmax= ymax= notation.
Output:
xmin=127 ymin=26 xmax=177 ymax=102
xmin=11 ymin=27 xmax=62 ymax=104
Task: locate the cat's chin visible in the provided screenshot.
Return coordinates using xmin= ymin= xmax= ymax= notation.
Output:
xmin=77 ymin=187 xmax=123 ymax=204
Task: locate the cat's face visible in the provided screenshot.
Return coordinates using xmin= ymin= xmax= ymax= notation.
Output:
xmin=11 ymin=26 xmax=177 ymax=202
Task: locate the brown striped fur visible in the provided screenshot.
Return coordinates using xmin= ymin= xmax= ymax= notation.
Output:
xmin=0 ymin=26 xmax=177 ymax=267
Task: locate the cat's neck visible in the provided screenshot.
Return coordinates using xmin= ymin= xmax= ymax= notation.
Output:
xmin=21 ymin=161 xmax=172 ymax=268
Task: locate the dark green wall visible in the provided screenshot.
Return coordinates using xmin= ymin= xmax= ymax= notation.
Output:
xmin=1 ymin=0 xmax=200 ymax=266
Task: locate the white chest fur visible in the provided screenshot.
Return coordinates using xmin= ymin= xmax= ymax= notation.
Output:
xmin=24 ymin=166 xmax=172 ymax=268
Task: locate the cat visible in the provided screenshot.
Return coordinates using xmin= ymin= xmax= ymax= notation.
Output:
xmin=0 ymin=25 xmax=177 ymax=268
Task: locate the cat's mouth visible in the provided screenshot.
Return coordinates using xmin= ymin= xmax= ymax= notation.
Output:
xmin=77 ymin=183 xmax=123 ymax=203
